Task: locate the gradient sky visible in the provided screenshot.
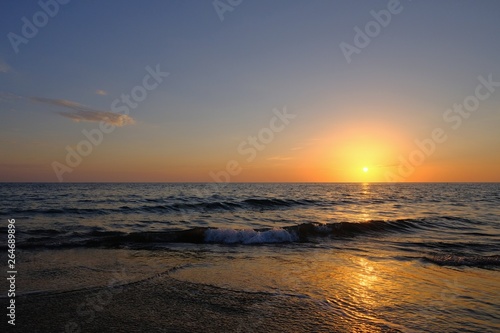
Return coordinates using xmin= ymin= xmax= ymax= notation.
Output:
xmin=1 ymin=0 xmax=499 ymax=182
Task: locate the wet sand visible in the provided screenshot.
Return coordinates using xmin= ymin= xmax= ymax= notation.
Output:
xmin=12 ymin=274 xmax=400 ymax=333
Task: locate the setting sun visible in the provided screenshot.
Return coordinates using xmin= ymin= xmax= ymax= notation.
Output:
xmin=363 ymin=167 xmax=369 ymax=173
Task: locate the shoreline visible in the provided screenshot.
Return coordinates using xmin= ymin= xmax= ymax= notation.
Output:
xmin=11 ymin=274 xmax=400 ymax=333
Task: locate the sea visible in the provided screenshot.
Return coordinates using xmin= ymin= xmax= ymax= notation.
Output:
xmin=1 ymin=183 xmax=499 ymax=332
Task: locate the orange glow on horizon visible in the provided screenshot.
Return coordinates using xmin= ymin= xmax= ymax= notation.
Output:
xmin=306 ymin=120 xmax=411 ymax=182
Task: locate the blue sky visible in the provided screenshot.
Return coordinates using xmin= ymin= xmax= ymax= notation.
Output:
xmin=1 ymin=0 xmax=500 ymax=182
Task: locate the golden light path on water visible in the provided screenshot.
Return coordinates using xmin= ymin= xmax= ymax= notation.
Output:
xmin=170 ymin=246 xmax=500 ymax=332
xmin=19 ymin=243 xmax=499 ymax=332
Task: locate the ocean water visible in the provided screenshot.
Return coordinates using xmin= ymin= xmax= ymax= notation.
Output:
xmin=1 ymin=183 xmax=499 ymax=332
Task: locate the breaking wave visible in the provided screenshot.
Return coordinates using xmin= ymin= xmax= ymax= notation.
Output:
xmin=15 ymin=219 xmax=428 ymax=249
xmin=423 ymin=255 xmax=500 ymax=268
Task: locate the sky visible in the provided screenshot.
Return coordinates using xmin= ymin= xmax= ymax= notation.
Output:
xmin=1 ymin=0 xmax=499 ymax=182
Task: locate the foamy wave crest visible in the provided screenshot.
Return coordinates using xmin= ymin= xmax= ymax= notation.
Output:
xmin=12 ymin=219 xmax=440 ymax=249
xmin=424 ymin=254 xmax=500 ymax=268
xmin=205 ymin=228 xmax=298 ymax=244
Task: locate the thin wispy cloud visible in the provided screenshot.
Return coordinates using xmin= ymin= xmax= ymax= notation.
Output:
xmin=96 ymin=89 xmax=108 ymax=96
xmin=0 ymin=163 xmax=43 ymax=169
xmin=0 ymin=92 xmax=21 ymax=101
xmin=31 ymin=97 xmax=135 ymax=126
xmin=0 ymin=58 xmax=11 ymax=73
xmin=267 ymin=156 xmax=294 ymax=161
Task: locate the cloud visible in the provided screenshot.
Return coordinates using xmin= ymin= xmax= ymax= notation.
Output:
xmin=267 ymin=155 xmax=294 ymax=161
xmin=96 ymin=89 xmax=108 ymax=96
xmin=0 ymin=92 xmax=22 ymax=101
xmin=31 ymin=97 xmax=135 ymax=126
xmin=0 ymin=58 xmax=11 ymax=73
xmin=0 ymin=163 xmax=43 ymax=169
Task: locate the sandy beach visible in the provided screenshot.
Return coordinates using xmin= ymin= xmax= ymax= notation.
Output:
xmin=12 ymin=273 xmax=385 ymax=333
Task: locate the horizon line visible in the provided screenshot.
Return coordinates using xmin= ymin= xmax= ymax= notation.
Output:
xmin=1 ymin=181 xmax=499 ymax=184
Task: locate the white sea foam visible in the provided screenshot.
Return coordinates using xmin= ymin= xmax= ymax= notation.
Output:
xmin=204 ymin=228 xmax=298 ymax=244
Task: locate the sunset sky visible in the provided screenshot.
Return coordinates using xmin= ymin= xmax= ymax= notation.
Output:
xmin=1 ymin=0 xmax=499 ymax=182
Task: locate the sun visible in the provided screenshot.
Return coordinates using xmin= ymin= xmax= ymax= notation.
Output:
xmin=363 ymin=167 xmax=369 ymax=173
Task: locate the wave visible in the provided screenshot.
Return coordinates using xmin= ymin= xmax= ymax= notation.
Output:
xmin=242 ymin=198 xmax=313 ymax=207
xmin=0 ymin=197 xmax=317 ymax=216
xmin=0 ymin=207 xmax=107 ymax=215
xmin=205 ymin=228 xmax=298 ymax=244
xmin=13 ymin=219 xmax=427 ymax=249
xmin=132 ymin=198 xmax=316 ymax=212
xmin=423 ymin=255 xmax=500 ymax=268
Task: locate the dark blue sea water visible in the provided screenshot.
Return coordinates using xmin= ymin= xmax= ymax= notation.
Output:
xmin=1 ymin=183 xmax=499 ymax=332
